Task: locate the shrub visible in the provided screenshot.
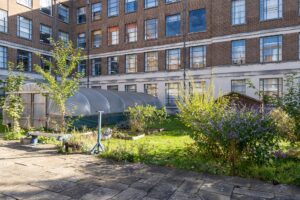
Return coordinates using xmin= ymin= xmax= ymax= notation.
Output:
xmin=177 ymin=83 xmax=282 ymax=174
xmin=126 ymin=105 xmax=167 ymax=132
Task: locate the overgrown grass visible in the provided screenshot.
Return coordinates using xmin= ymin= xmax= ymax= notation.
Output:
xmin=99 ymin=116 xmax=300 ymax=186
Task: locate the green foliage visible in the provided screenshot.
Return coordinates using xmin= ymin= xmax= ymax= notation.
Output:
xmin=126 ymin=105 xmax=167 ymax=132
xmin=4 ymin=130 xmax=25 ymax=140
xmin=2 ymin=63 xmax=25 ymax=133
xmin=177 ymin=82 xmax=283 ymax=174
xmin=34 ymin=40 xmax=82 ymax=133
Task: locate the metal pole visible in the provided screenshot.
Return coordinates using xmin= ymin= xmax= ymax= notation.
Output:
xmin=183 ymin=0 xmax=187 ymax=90
xmin=91 ymin=111 xmax=105 ymax=154
xmin=86 ymin=0 xmax=90 ymax=88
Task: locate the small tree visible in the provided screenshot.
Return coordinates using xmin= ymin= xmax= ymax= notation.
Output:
xmin=34 ymin=40 xmax=82 ymax=133
xmin=2 ymin=63 xmax=25 ymax=133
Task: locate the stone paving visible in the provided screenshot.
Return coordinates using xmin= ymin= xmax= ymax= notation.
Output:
xmin=0 ymin=140 xmax=299 ymax=200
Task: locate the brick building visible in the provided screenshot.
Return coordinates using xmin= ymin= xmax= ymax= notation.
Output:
xmin=0 ymin=0 xmax=300 ymax=109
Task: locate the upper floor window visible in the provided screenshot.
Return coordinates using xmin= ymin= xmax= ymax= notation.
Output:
xmin=77 ymin=7 xmax=86 ymax=24
xmin=144 ymin=0 xmax=158 ymax=9
xmin=190 ymin=46 xmax=206 ymax=68
xmin=92 ymin=58 xmax=101 ymax=76
xmin=58 ymin=31 xmax=69 ymax=44
xmin=17 ymin=0 xmax=32 ymax=8
xmin=260 ymin=35 xmax=282 ymax=63
xmin=108 ymin=56 xmax=119 ymax=75
xmin=232 ymin=0 xmax=245 ymax=25
xmin=92 ymin=3 xmax=102 ymax=21
xmin=232 ymin=40 xmax=246 ymax=64
xmin=92 ymin=30 xmax=102 ymax=48
xmin=165 ymin=83 xmax=179 ymax=106
xmin=17 ymin=16 xmax=32 ymax=40
xmin=165 ymin=0 xmax=180 ymax=4
xmin=231 ymin=79 xmax=246 ymax=94
xmin=144 ymin=84 xmax=157 ymax=97
xmin=145 ymin=19 xmax=158 ymax=40
xmin=260 ymin=0 xmax=282 ymax=21
xmin=77 ymin=33 xmax=86 ymax=49
xmin=40 ymin=0 xmax=52 ymax=15
xmin=17 ymin=50 xmax=32 ymax=72
xmin=189 ymin=9 xmax=206 ymax=33
xmin=108 ymin=26 xmax=119 ymax=45
xmin=40 ymin=24 xmax=52 ymax=44
xmin=58 ymin=4 xmax=69 ymax=23
xmin=0 ymin=10 xmax=8 ymax=33
xmin=0 ymin=46 xmax=7 ymax=69
xmin=145 ymin=52 xmax=158 ymax=72
xmin=166 ymin=49 xmax=181 ymax=70
xmin=259 ymin=78 xmax=283 ymax=98
xmin=108 ymin=0 xmax=119 ymax=17
xmin=125 ymin=84 xmax=137 ymax=92
xmin=78 ymin=60 xmax=86 ymax=76
xmin=166 ymin=14 xmax=181 ymax=37
xmin=125 ymin=0 xmax=137 ymax=13
xmin=126 ymin=54 xmax=137 ymax=73
xmin=126 ymin=23 xmax=137 ymax=43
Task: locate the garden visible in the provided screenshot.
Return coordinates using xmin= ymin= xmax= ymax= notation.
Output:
xmin=0 ymin=40 xmax=299 ymax=187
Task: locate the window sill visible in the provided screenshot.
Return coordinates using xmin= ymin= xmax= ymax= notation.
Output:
xmin=144 ymin=6 xmax=158 ymax=10
xmin=40 ymin=11 xmax=53 ymax=18
xmin=259 ymin=17 xmax=283 ymax=23
xmin=18 ymin=36 xmax=32 ymax=41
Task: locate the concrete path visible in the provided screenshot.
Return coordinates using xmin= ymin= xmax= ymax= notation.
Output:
xmin=0 ymin=140 xmax=299 ymax=200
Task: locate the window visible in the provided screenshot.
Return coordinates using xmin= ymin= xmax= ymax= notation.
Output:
xmin=126 ymin=54 xmax=137 ymax=73
xmin=58 ymin=31 xmax=69 ymax=44
xmin=40 ymin=0 xmax=52 ymax=15
xmin=166 ymin=0 xmax=180 ymax=4
xmin=107 ymin=85 xmax=118 ymax=91
xmin=232 ymin=40 xmax=246 ymax=64
xmin=144 ymin=84 xmax=157 ymax=97
xmin=125 ymin=0 xmax=137 ymax=13
xmin=58 ymin=4 xmax=69 ymax=23
xmin=260 ymin=35 xmax=282 ymax=63
xmin=17 ymin=50 xmax=32 ymax=72
xmin=77 ymin=33 xmax=86 ymax=49
xmin=166 ymin=49 xmax=181 ymax=70
xmin=108 ymin=56 xmax=119 ymax=75
xmin=190 ymin=46 xmax=206 ymax=68
xmin=260 ymin=0 xmax=282 ymax=21
xmin=189 ymin=81 xmax=206 ymax=94
xmin=166 ymin=14 xmax=181 ymax=37
xmin=232 ymin=0 xmax=245 ymax=25
xmin=165 ymin=83 xmax=179 ymax=106
xmin=17 ymin=16 xmax=32 ymax=40
xmin=92 ymin=58 xmax=101 ymax=76
xmin=92 ymin=30 xmax=102 ymax=48
xmin=0 ymin=10 xmax=7 ymax=33
xmin=126 ymin=23 xmax=137 ymax=43
xmin=231 ymin=79 xmax=246 ymax=94
xmin=40 ymin=55 xmax=51 ymax=72
xmin=78 ymin=60 xmax=86 ymax=76
xmin=189 ymin=9 xmax=206 ymax=33
xmin=125 ymin=84 xmax=137 ymax=92
xmin=77 ymin=7 xmax=86 ymax=24
xmin=40 ymin=24 xmax=52 ymax=44
xmin=92 ymin=3 xmax=102 ymax=20
xmin=259 ymin=78 xmax=283 ymax=98
xmin=0 ymin=46 xmax=7 ymax=69
xmin=108 ymin=26 xmax=119 ymax=45
xmin=108 ymin=0 xmax=119 ymax=17
xmin=144 ymin=0 xmax=158 ymax=8
xmin=17 ymin=0 xmax=32 ymax=8
xmin=145 ymin=52 xmax=158 ymax=72
xmin=145 ymin=19 xmax=158 ymax=40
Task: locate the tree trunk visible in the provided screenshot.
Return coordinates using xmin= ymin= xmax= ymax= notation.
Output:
xmin=61 ymin=105 xmax=65 ymax=134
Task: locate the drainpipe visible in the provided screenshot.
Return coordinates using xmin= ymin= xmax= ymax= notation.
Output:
xmin=182 ymin=0 xmax=187 ymax=90
xmin=86 ymin=0 xmax=91 ymax=88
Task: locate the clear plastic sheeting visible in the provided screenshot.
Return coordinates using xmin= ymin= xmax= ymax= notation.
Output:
xmin=48 ymin=88 xmax=162 ymax=117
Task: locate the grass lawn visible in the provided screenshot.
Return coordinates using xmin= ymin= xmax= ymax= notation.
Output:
xmin=100 ymin=116 xmax=300 ymax=186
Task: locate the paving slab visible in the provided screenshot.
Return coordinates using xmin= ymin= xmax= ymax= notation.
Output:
xmin=79 ymin=187 xmax=119 ymax=200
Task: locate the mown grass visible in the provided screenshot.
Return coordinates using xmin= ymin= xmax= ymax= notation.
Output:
xmin=100 ymin=116 xmax=300 ymax=186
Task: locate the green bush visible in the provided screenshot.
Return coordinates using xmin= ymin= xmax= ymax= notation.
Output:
xmin=4 ymin=131 xmax=25 ymax=140
xmin=126 ymin=105 xmax=167 ymax=132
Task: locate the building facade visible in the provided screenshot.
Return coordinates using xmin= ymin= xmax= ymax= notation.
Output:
xmin=0 ymin=0 xmax=300 ymax=109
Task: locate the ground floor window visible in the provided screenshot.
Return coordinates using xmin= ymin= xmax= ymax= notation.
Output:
xmin=165 ymin=82 xmax=180 ymax=106
xmin=231 ymin=79 xmax=246 ymax=94
xmin=78 ymin=60 xmax=86 ymax=76
xmin=17 ymin=50 xmax=32 ymax=72
xmin=107 ymin=85 xmax=118 ymax=91
xmin=126 ymin=54 xmax=137 ymax=73
xmin=259 ymin=78 xmax=283 ymax=99
xmin=0 ymin=46 xmax=7 ymax=69
xmin=189 ymin=81 xmax=206 ymax=94
xmin=144 ymin=84 xmax=157 ymax=97
xmin=108 ymin=56 xmax=119 ymax=75
xmin=125 ymin=84 xmax=137 ymax=92
xmin=166 ymin=49 xmax=181 ymax=71
xmin=92 ymin=58 xmax=101 ymax=76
